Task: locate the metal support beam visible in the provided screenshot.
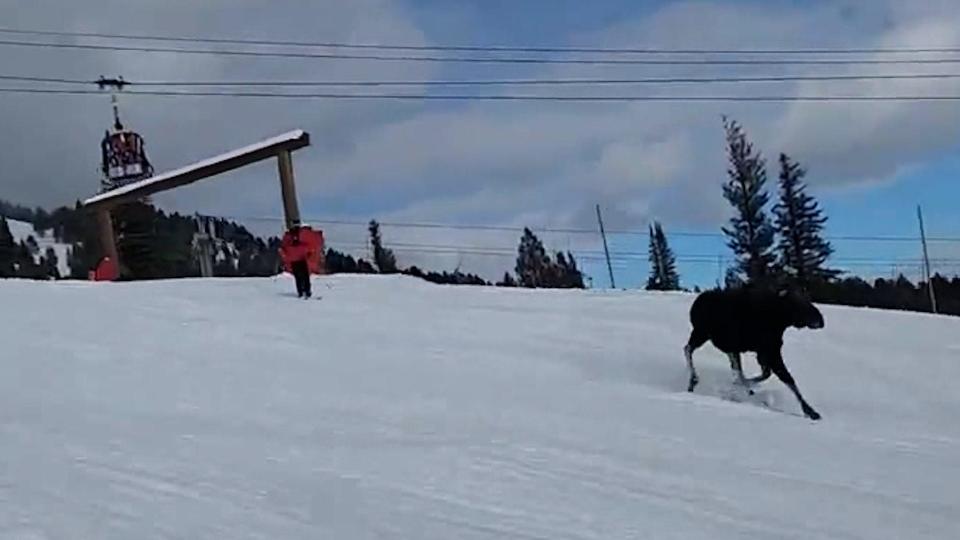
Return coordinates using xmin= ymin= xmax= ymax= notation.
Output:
xmin=277 ymin=149 xmax=302 ymax=230
xmin=83 ymin=130 xmax=310 ymax=213
xmin=96 ymin=209 xmax=120 ymax=274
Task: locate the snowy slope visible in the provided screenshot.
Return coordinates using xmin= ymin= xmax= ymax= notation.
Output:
xmin=7 ymin=219 xmax=72 ymax=276
xmin=1 ymin=275 xmax=958 ymax=539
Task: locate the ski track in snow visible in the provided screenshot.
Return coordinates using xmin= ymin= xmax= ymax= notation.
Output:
xmin=1 ymin=275 xmax=959 ymax=539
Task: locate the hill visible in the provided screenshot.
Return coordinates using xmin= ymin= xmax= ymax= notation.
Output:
xmin=0 ymin=275 xmax=957 ymax=539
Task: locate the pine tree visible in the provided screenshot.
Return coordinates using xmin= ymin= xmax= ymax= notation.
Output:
xmin=773 ymin=153 xmax=839 ymax=290
xmin=646 ymin=221 xmax=680 ymax=290
xmin=25 ymin=235 xmax=39 ymax=256
xmin=515 ymin=228 xmax=551 ymax=288
xmin=43 ymin=247 xmax=60 ymax=280
xmin=13 ymin=241 xmax=42 ymax=279
xmin=115 ymin=202 xmax=159 ymax=279
xmin=497 ymin=272 xmax=518 ymax=287
xmin=368 ymin=220 xmax=398 ymax=273
xmin=555 ymin=251 xmax=585 ymax=289
xmin=0 ymin=216 xmax=16 ymax=277
xmin=721 ymin=117 xmax=777 ymax=286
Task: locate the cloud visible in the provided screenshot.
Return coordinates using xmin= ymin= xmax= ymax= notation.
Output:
xmin=772 ymin=18 xmax=960 ymax=186
xmin=0 ymin=0 xmax=432 ymax=209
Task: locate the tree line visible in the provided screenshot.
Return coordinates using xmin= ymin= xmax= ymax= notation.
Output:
xmin=341 ymin=220 xmax=584 ymax=288
xmin=0 ymin=200 xmax=585 ymax=289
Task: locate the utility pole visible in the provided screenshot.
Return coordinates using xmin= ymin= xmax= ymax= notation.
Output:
xmin=595 ymin=204 xmax=616 ymax=289
xmin=917 ymin=205 xmax=938 ymax=314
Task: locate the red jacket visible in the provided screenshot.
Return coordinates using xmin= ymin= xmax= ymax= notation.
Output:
xmin=279 ymin=227 xmax=324 ymax=273
xmin=280 ymin=240 xmax=312 ymax=263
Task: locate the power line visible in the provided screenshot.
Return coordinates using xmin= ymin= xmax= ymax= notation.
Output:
xmin=217 ymin=215 xmax=960 ymax=242
xmin=326 ymin=243 xmax=959 ymax=268
xmin=331 ymin=239 xmax=955 ymax=263
xmin=0 ymin=74 xmax=93 ymax=85
xmin=4 ymin=39 xmax=960 ymax=66
xmin=1 ymin=27 xmax=959 ymax=55
xmin=2 ymin=86 xmax=959 ymax=102
xmin=7 ymin=72 xmax=960 ymax=88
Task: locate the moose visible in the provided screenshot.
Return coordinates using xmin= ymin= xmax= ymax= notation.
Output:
xmin=683 ymin=287 xmax=825 ymax=420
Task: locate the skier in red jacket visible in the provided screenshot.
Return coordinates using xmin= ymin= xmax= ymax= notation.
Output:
xmin=279 ymin=226 xmax=314 ymax=298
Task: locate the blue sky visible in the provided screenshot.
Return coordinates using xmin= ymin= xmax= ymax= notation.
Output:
xmin=1 ymin=0 xmax=959 ymax=288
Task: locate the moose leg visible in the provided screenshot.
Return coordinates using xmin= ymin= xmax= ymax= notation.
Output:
xmin=748 ymin=364 xmax=772 ymax=385
xmin=765 ymin=352 xmax=821 ymax=420
xmin=684 ymin=330 xmax=708 ymax=392
xmin=726 ymin=352 xmax=751 ymax=393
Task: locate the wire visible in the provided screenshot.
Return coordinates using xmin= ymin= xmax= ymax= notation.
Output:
xmin=328 ymin=239 xmax=954 ymax=263
xmin=219 ymin=215 xmax=960 ymax=243
xmin=0 ymin=74 xmax=92 ymax=84
xmin=325 ymin=243 xmax=957 ymax=268
xmin=7 ymin=72 xmax=960 ymax=88
xmin=1 ymin=27 xmax=959 ymax=55
xmin=4 ymin=39 xmax=960 ymax=66
xmin=2 ymin=87 xmax=959 ymax=102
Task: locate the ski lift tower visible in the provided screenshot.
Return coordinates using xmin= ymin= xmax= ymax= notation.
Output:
xmin=97 ymin=76 xmax=154 ymax=194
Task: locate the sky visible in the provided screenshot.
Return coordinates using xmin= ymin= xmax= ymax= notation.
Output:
xmin=1 ymin=0 xmax=959 ymax=288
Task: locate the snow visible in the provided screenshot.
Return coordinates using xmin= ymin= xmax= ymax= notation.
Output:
xmin=82 ymin=129 xmax=307 ymax=207
xmin=6 ymin=219 xmax=72 ymax=277
xmin=1 ymin=275 xmax=958 ymax=539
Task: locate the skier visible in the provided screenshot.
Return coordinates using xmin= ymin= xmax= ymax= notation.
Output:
xmin=279 ymin=225 xmax=313 ymax=298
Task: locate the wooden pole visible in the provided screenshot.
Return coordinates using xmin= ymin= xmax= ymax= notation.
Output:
xmin=277 ymin=149 xmax=301 ymax=230
xmin=96 ymin=209 xmax=120 ymax=272
xmin=595 ymin=204 xmax=616 ymax=289
xmin=917 ymin=205 xmax=938 ymax=314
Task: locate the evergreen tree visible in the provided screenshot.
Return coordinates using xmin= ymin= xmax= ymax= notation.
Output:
xmin=34 ymin=207 xmax=51 ymax=232
xmin=368 ymin=220 xmax=398 ymax=273
xmin=773 ymin=153 xmax=839 ymax=290
xmin=515 ymin=228 xmax=551 ymax=288
xmin=25 ymin=235 xmax=39 ymax=256
xmin=43 ymin=247 xmax=60 ymax=280
xmin=13 ymin=241 xmax=43 ymax=279
xmin=724 ymin=267 xmax=746 ymax=290
xmin=514 ymin=229 xmax=585 ymax=289
xmin=555 ymin=251 xmax=585 ymax=289
xmin=115 ymin=202 xmax=159 ymax=279
xmin=646 ymin=221 xmax=680 ymax=291
xmin=497 ymin=272 xmax=518 ymax=287
xmin=721 ymin=117 xmax=777 ymax=286
xmin=0 ymin=216 xmax=15 ymax=277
